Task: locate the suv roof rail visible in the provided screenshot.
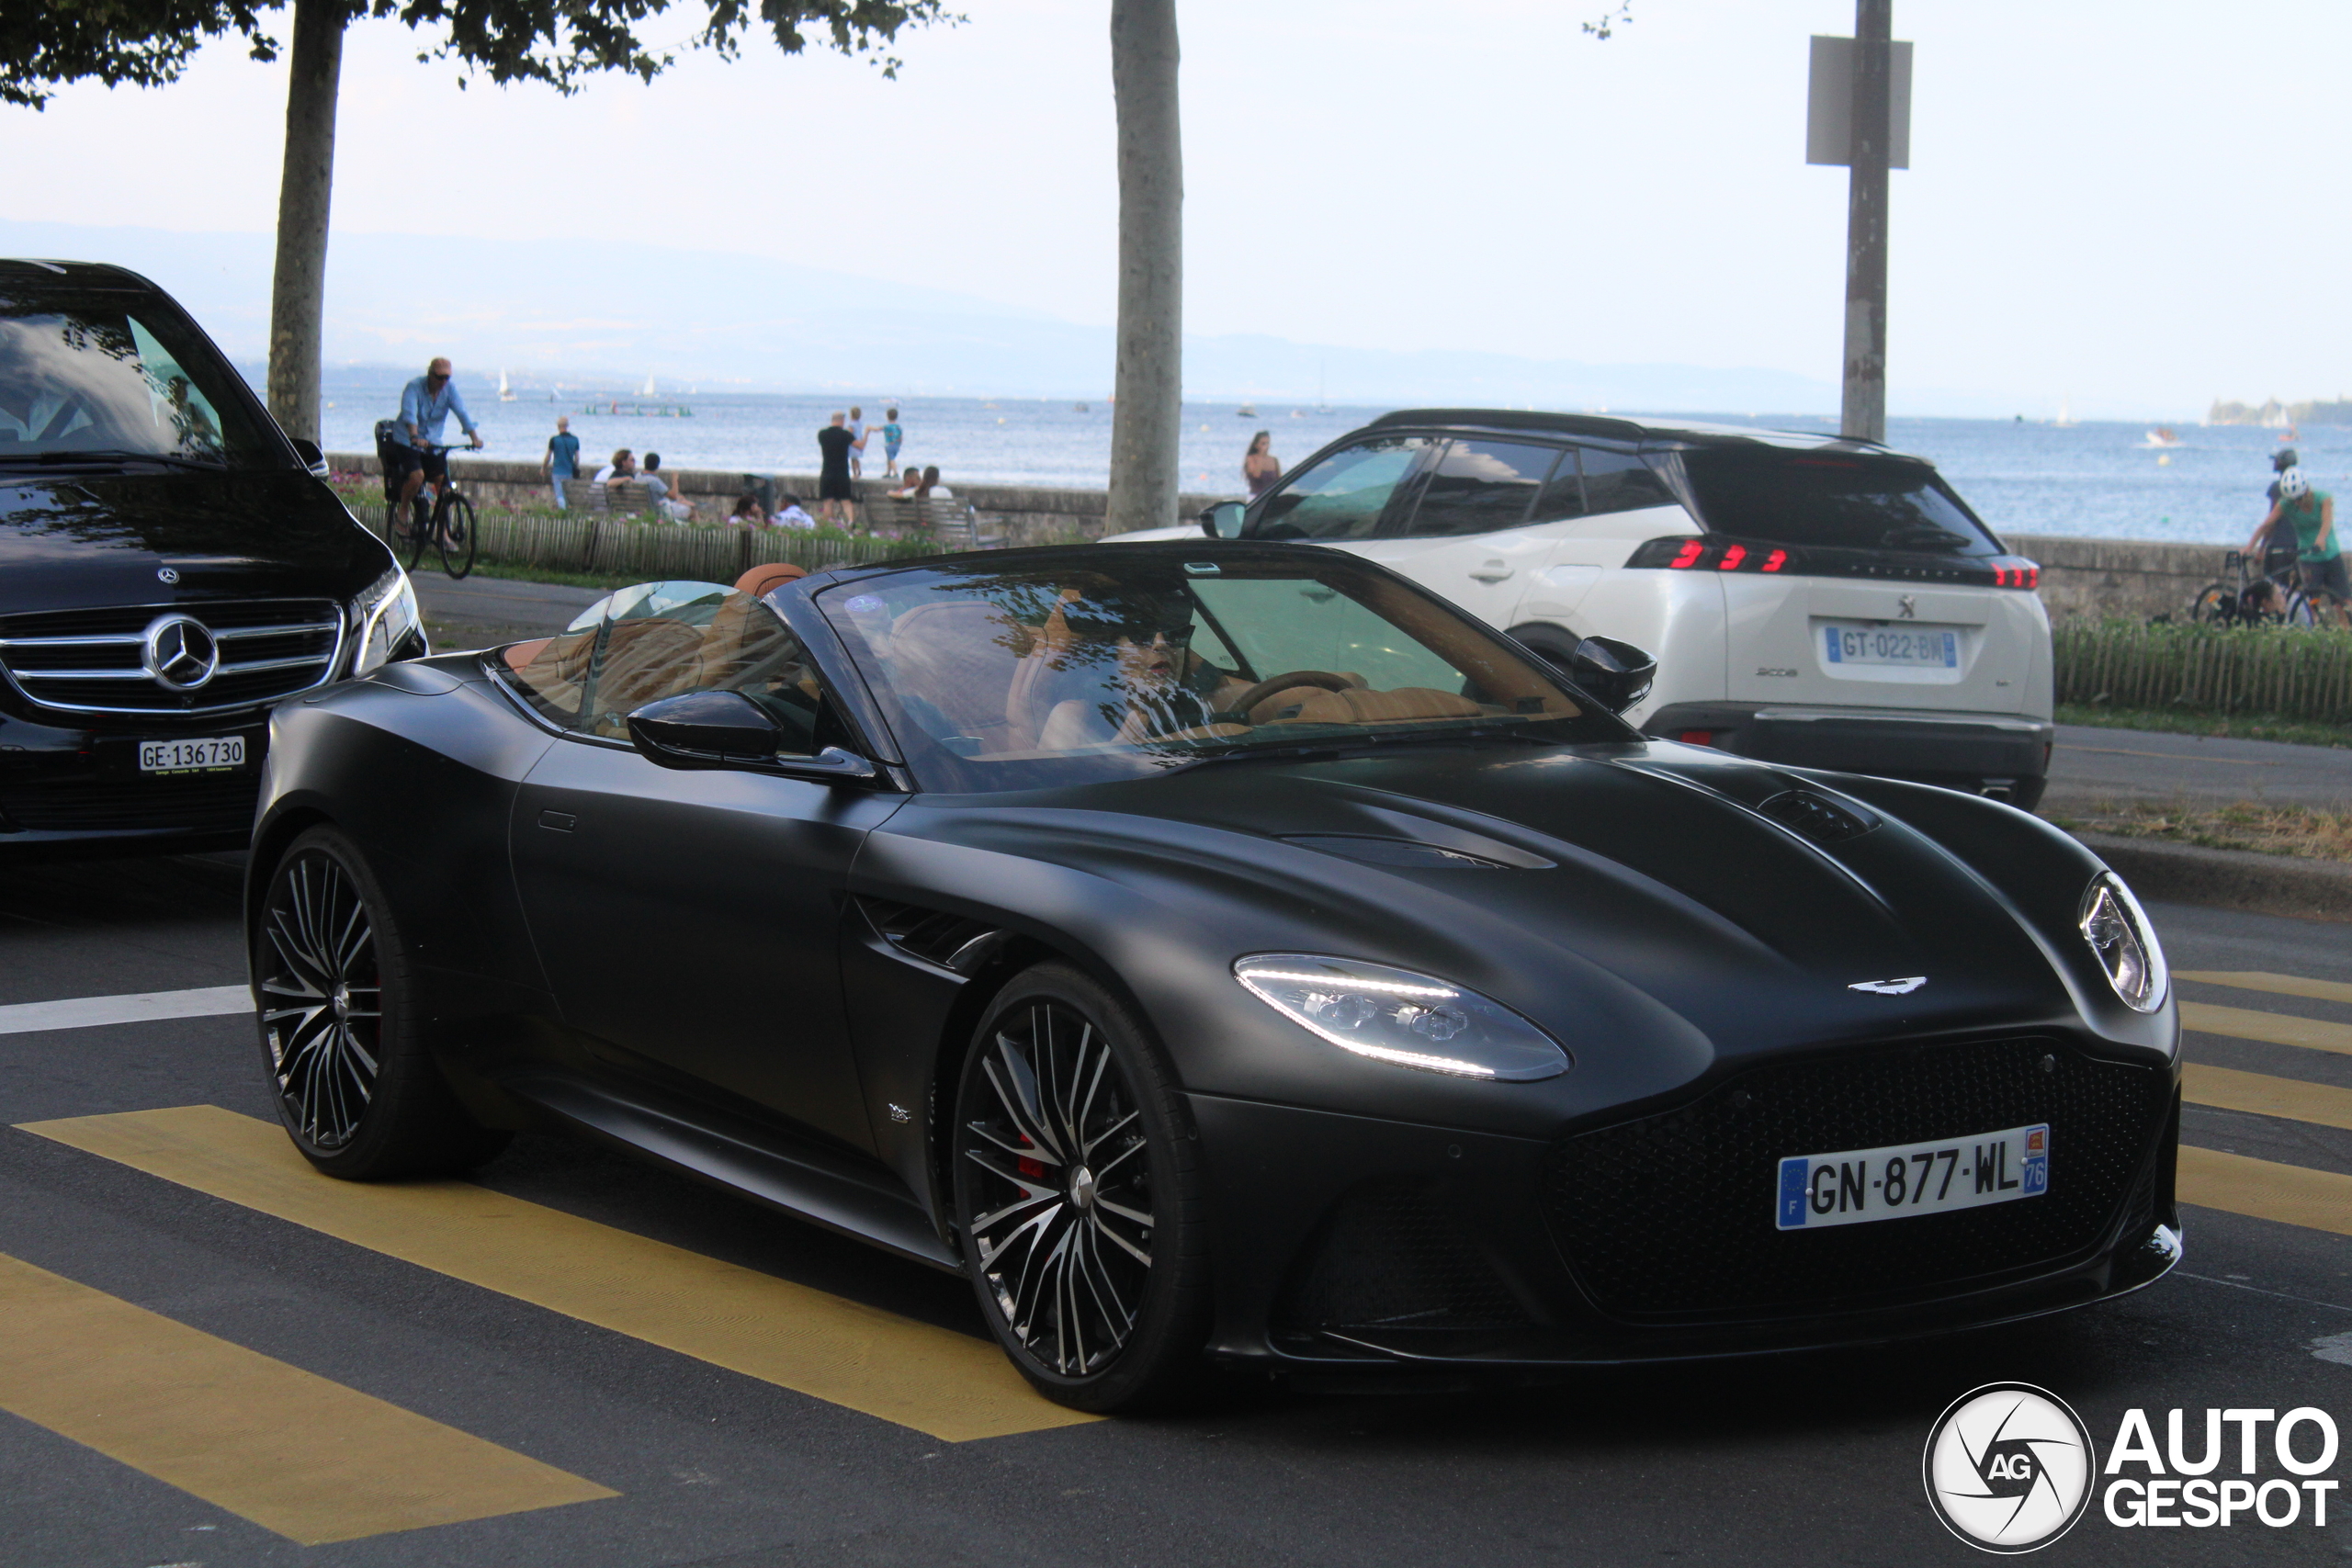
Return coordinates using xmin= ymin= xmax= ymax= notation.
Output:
xmin=1367 ymin=408 xmax=1651 ymax=442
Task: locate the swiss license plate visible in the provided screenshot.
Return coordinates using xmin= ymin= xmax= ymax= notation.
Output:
xmin=1821 ymin=622 xmax=1960 ymax=669
xmin=1776 ymin=1122 xmax=2048 ymax=1230
xmin=139 ymin=737 xmax=245 ymax=774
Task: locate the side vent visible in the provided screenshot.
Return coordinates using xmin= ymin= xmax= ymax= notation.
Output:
xmin=1758 ymin=789 xmax=1879 ymax=845
xmin=1281 ymin=835 xmax=1510 ymax=871
xmin=858 ymin=897 xmax=1008 ymax=975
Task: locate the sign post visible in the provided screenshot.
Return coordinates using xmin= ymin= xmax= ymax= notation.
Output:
xmin=1806 ymin=4 xmax=1911 ymax=444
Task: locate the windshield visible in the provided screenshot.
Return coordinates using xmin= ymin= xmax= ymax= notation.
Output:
xmin=0 ymin=286 xmax=289 ymax=469
xmin=1678 ymin=448 xmax=1998 ymax=555
xmin=819 ymin=547 xmax=1626 ymax=793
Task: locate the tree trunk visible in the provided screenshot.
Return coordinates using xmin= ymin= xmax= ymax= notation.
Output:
xmin=266 ymin=0 xmax=345 ymax=443
xmin=1105 ymin=0 xmax=1182 ymax=535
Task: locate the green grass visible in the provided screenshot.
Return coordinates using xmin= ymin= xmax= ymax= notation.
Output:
xmin=2056 ymin=702 xmax=2352 ymax=750
xmin=456 ymin=558 xmax=647 ymax=592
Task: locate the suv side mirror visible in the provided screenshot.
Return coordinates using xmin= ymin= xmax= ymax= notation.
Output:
xmin=1199 ymin=500 xmax=1248 ymax=539
xmin=1567 ymin=637 xmax=1657 ymax=715
xmin=627 ymin=690 xmax=878 ymax=783
xmin=289 ymin=436 xmax=327 ymax=477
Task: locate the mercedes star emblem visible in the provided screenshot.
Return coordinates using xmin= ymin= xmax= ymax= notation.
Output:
xmin=141 ymin=613 xmax=220 ymax=691
xmin=155 ymin=566 xmax=179 ymax=584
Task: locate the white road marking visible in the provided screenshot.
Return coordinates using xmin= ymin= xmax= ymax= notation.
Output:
xmin=0 ymin=986 xmax=249 ymax=1036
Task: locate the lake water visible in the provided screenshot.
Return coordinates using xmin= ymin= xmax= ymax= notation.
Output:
xmin=312 ymin=370 xmax=2319 ymax=547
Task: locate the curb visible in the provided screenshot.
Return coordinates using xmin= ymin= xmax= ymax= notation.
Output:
xmin=2067 ymin=830 xmax=2352 ymax=924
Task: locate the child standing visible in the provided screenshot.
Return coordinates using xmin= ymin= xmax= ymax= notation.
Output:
xmin=846 ymin=406 xmax=866 ymax=479
xmin=881 ymin=407 xmax=905 ymax=477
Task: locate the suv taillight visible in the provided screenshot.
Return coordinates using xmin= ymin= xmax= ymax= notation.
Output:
xmin=1625 ymin=536 xmax=1795 ymax=574
xmin=1990 ymin=556 xmax=2041 ymax=589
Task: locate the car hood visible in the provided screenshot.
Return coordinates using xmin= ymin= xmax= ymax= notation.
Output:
xmin=0 ymin=469 xmax=386 ymax=615
xmin=908 ymin=740 xmax=2108 ymax=1067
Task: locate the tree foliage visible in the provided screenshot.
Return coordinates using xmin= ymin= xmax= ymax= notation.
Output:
xmin=0 ymin=0 xmax=951 ymax=107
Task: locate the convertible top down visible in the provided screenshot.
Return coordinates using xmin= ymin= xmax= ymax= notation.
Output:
xmin=245 ymin=541 xmax=2179 ymax=1411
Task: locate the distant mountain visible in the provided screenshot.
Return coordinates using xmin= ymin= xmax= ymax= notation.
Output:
xmin=0 ymin=215 xmax=2013 ymax=415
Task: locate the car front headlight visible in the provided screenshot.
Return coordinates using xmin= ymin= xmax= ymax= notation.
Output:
xmin=2079 ymin=872 xmax=2167 ymax=1012
xmin=350 ymin=563 xmax=420 ymax=675
xmin=1233 ymin=953 xmax=1570 ymax=1081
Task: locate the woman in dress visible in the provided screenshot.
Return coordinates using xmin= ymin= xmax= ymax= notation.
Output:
xmin=1243 ymin=431 xmax=1281 ymax=499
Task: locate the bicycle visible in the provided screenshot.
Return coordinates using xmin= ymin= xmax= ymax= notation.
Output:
xmin=390 ymin=442 xmax=479 ymax=581
xmin=2189 ymin=548 xmax=2316 ymax=628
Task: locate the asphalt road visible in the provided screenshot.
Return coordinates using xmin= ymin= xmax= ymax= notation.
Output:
xmin=2047 ymin=724 xmax=2352 ymax=813
xmin=2 ymin=853 xmax=2348 ymax=1566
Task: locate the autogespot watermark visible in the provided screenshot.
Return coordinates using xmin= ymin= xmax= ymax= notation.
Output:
xmin=1922 ymin=1383 xmax=2342 ymax=1551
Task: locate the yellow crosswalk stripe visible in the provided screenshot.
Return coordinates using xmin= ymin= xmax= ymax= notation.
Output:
xmin=0 ymin=1251 xmax=614 ymax=1545
xmin=2186 ymin=1063 xmax=2352 ymax=1133
xmin=2177 ymin=971 xmax=2352 ymax=1007
xmin=2179 ymin=1000 xmax=2352 ymax=1057
xmin=2179 ymin=1145 xmax=2352 ymax=1237
xmin=17 ymin=1105 xmax=1092 ymax=1443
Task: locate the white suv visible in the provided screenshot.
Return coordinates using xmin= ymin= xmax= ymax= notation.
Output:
xmin=1106 ymin=410 xmax=2053 ymax=807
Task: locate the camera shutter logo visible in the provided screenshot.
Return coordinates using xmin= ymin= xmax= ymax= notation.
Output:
xmin=141 ymin=614 xmax=220 ymax=691
xmin=1923 ymin=1383 xmax=2096 ymax=1552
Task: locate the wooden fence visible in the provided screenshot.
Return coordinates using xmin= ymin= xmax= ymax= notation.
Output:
xmin=345 ymin=501 xmax=948 ymax=580
xmin=2054 ymin=621 xmax=2352 ymax=722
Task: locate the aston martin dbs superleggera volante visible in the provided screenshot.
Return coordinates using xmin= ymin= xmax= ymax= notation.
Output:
xmin=245 ymin=541 xmax=2181 ymax=1411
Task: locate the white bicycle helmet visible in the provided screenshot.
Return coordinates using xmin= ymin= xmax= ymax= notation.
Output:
xmin=2278 ymin=465 xmax=2312 ymax=501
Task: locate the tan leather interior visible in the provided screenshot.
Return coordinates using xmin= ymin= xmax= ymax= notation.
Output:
xmin=1253 ymin=685 xmax=1486 ymax=726
xmin=735 ymin=562 xmax=808 ymax=597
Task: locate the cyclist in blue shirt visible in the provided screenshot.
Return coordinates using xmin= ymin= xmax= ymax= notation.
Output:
xmin=389 ymin=357 xmax=482 ymax=516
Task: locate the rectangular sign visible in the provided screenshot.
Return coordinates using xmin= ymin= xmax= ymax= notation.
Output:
xmin=1777 ymin=1122 xmax=2048 ymax=1230
xmin=1806 ymin=36 xmax=1914 ymax=169
xmin=139 ymin=736 xmax=245 ymax=773
xmin=1821 ymin=623 xmax=1959 ymax=669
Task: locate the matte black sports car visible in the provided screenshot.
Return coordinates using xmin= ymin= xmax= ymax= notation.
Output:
xmin=246 ymin=542 xmax=2181 ymax=1412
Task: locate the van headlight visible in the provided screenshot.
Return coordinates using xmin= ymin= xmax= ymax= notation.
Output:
xmin=1234 ymin=953 xmax=1570 ymax=1080
xmin=351 ymin=564 xmax=420 ymax=675
xmin=2079 ymin=872 xmax=2167 ymax=1012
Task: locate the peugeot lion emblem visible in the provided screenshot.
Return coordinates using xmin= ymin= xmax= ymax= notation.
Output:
xmin=141 ymin=613 xmax=220 ymax=691
xmin=1849 ymin=976 xmax=1928 ymax=996
xmin=1897 ymin=593 xmax=1917 ymax=619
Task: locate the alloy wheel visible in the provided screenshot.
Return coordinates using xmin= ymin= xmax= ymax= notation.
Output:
xmin=960 ymin=1000 xmax=1155 ymax=1377
xmin=256 ymin=850 xmax=383 ymax=1148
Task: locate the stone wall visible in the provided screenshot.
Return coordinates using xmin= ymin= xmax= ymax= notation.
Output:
xmin=329 ymin=453 xmax=1221 ymax=547
xmin=2004 ymin=533 xmax=2223 ymax=624
xmin=330 ymin=452 xmax=2225 ymax=618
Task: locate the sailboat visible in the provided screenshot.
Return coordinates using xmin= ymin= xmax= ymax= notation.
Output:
xmin=497 ymin=368 xmax=515 ymax=401
xmin=2052 ymin=397 xmax=2076 ymax=429
xmin=641 ymin=373 xmax=657 ymax=399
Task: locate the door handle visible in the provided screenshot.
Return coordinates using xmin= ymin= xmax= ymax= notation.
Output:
xmin=1469 ymin=561 xmax=1515 ymax=582
xmin=537 ymin=809 xmax=577 ymax=832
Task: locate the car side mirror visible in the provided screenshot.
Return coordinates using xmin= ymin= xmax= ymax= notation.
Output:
xmin=290 ymin=435 xmax=327 ymax=477
xmin=626 ymin=690 xmax=878 ymax=783
xmin=1199 ymin=500 xmax=1248 ymax=539
xmin=1567 ymin=636 xmax=1657 ymax=715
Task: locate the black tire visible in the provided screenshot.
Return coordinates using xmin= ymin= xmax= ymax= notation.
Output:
xmin=401 ymin=500 xmax=431 ymax=573
xmin=2188 ymin=584 xmax=2233 ymax=626
xmin=438 ymin=493 xmax=477 ymax=580
xmin=252 ymin=826 xmax=509 ymax=1179
xmin=950 ymin=963 xmax=1210 ymax=1413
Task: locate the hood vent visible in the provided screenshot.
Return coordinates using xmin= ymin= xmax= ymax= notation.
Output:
xmin=1758 ymin=789 xmax=1878 ymax=845
xmin=1282 ymin=834 xmax=1512 ymax=871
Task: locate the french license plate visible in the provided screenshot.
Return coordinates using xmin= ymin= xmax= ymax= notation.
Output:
xmin=139 ymin=737 xmax=245 ymax=774
xmin=1821 ymin=622 xmax=1960 ymax=669
xmin=1776 ymin=1122 xmax=2048 ymax=1230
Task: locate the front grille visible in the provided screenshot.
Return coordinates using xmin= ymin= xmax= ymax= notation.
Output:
xmin=1277 ymin=1180 xmax=1529 ymax=1332
xmin=1543 ymin=1038 xmax=2165 ymax=1323
xmin=0 ymin=599 xmax=345 ymax=716
xmin=0 ymin=772 xmax=259 ymax=833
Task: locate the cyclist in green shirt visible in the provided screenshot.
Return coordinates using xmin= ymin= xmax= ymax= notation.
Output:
xmin=2248 ymin=466 xmax=2351 ymax=627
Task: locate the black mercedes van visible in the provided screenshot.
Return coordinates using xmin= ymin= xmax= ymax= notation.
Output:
xmin=0 ymin=260 xmax=424 ymax=861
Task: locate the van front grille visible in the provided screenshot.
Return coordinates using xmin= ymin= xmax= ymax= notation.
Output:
xmin=0 ymin=599 xmax=345 ymax=716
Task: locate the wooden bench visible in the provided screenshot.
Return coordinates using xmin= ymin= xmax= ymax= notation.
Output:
xmin=859 ymin=495 xmax=1000 ymax=549
xmin=554 ymin=479 xmax=655 ymax=517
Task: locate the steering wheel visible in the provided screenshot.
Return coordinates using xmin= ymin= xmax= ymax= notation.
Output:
xmin=1220 ymin=670 xmax=1355 ymax=722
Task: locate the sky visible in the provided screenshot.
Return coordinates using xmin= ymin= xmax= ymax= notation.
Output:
xmin=0 ymin=0 xmax=2338 ymax=417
